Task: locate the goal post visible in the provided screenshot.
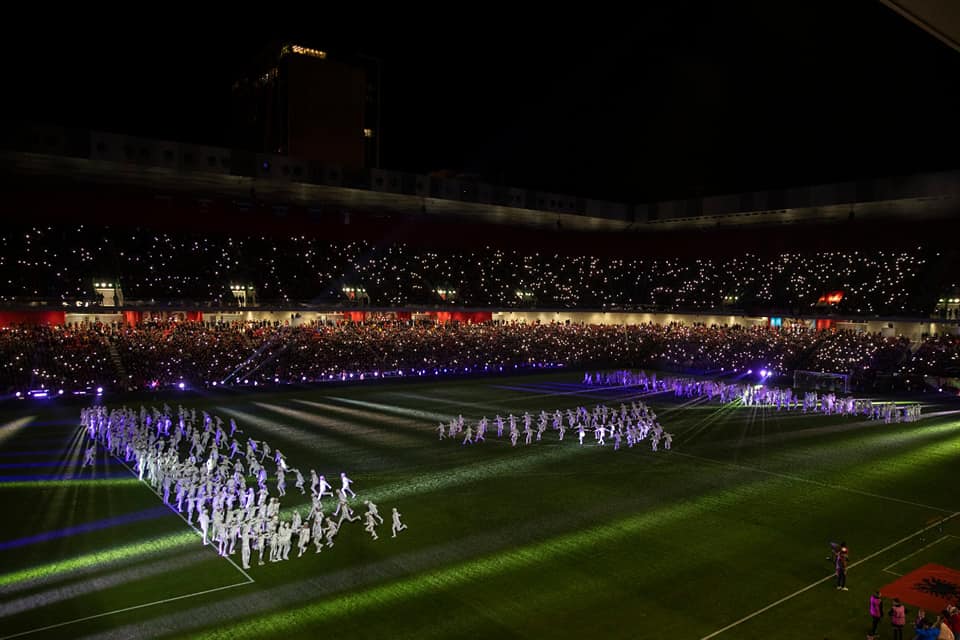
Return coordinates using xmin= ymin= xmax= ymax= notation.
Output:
xmin=793 ymin=370 xmax=850 ymax=394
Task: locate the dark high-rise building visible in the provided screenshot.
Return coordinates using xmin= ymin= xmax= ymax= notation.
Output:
xmin=233 ymin=44 xmax=379 ymax=170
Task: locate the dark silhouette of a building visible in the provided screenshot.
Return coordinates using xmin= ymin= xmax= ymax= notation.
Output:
xmin=233 ymin=44 xmax=379 ymax=169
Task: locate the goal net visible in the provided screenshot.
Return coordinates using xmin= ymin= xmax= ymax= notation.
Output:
xmin=793 ymin=370 xmax=850 ymax=394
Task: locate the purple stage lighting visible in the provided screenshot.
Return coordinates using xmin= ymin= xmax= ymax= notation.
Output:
xmin=178 ymin=382 xmax=185 ymax=390
xmin=759 ymin=369 xmax=767 ymax=378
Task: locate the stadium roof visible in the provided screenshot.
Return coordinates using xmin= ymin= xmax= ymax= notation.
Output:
xmin=880 ymin=0 xmax=960 ymax=53
xmin=2 ymin=128 xmax=959 ymax=234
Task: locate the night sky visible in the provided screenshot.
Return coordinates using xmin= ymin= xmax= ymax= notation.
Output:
xmin=3 ymin=1 xmax=959 ymax=203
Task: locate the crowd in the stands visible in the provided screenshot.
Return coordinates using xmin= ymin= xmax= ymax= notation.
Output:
xmin=0 ymin=226 xmax=953 ymax=315
xmin=0 ymin=321 xmax=955 ymax=394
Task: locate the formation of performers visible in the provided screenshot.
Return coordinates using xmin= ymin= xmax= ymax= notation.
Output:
xmin=79 ymin=404 xmax=407 ymax=570
xmin=585 ymin=370 xmax=922 ymax=423
xmin=437 ymin=400 xmax=673 ymax=452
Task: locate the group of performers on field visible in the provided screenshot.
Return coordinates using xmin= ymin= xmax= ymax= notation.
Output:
xmin=585 ymin=370 xmax=922 ymax=423
xmin=80 ymin=404 xmax=407 ymax=570
xmin=437 ymin=400 xmax=673 ymax=452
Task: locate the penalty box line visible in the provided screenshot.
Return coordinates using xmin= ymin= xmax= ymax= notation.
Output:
xmin=882 ymin=534 xmax=959 ymax=576
xmin=0 ymin=580 xmax=251 ymax=640
xmin=700 ymin=512 xmax=960 ymax=639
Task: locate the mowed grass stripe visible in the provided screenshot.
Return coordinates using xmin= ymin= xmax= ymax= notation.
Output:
xmin=196 ymin=470 xmax=929 ymax=639
xmin=298 ymin=398 xmax=444 ymax=434
xmin=0 ymin=373 xmax=956 ymax=640
xmin=0 ymin=550 xmax=212 ymax=619
xmin=216 ymin=406 xmax=375 ymax=469
xmin=0 ymin=531 xmax=198 ymax=590
xmin=257 ymin=401 xmax=425 ymax=449
xmin=87 ymin=469 xmax=820 ymax=639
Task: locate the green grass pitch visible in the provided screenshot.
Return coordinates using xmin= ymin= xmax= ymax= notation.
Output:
xmin=1 ymin=371 xmax=959 ymax=639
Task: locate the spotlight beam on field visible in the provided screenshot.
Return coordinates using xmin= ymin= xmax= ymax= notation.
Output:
xmin=0 ymin=418 xmax=36 ymax=448
xmin=78 ymin=476 xmax=774 ymax=640
xmin=215 ymin=407 xmax=356 ymax=455
xmin=256 ymin=401 xmax=423 ymax=448
xmin=300 ymin=397 xmax=445 ymax=431
xmin=0 ymin=550 xmax=210 ymax=618
xmin=317 ymin=391 xmax=666 ymax=432
xmin=0 ymin=478 xmax=140 ymax=490
xmin=198 ymin=480 xmax=794 ymax=638
xmin=386 ymin=391 xmax=530 ymax=417
xmin=675 ymin=401 xmax=740 ymax=446
xmin=701 ymin=415 xmax=960 ymax=457
xmin=0 ymin=506 xmax=169 ymax=552
xmin=0 ymin=531 xmax=196 ymax=594
xmin=274 ymin=444 xmax=591 ymax=520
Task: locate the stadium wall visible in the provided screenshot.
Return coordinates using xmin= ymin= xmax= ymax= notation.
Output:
xmin=490 ymin=311 xmax=768 ymax=328
xmin=3 ymin=309 xmax=957 ymax=342
xmin=0 ymin=310 xmax=65 ymax=326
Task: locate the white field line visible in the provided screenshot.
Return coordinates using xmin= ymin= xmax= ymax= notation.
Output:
xmin=0 ymin=441 xmax=258 ymax=639
xmin=881 ymin=534 xmax=957 ymax=576
xmin=110 ymin=453 xmax=254 ymax=584
xmin=699 ymin=513 xmax=960 ymax=639
xmin=0 ymin=580 xmax=251 ymax=640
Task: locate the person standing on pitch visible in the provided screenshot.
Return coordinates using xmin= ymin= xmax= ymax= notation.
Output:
xmin=312 ymin=515 xmax=324 ymax=553
xmin=868 ymin=590 xmax=882 ymax=639
xmin=297 ymin=523 xmax=311 ymax=557
xmin=889 ymin=597 xmax=906 ymax=640
xmin=198 ymin=505 xmax=210 ymax=545
xmin=240 ymin=525 xmax=252 ymax=570
xmin=257 ymin=526 xmax=268 ymax=566
xmin=833 ymin=542 xmax=849 ymax=591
